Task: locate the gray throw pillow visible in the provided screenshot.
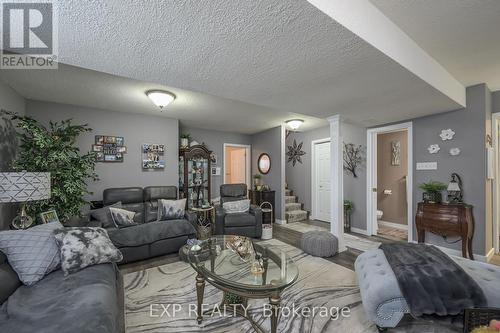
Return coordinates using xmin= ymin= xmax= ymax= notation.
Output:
xmin=0 ymin=222 xmax=63 ymax=285
xmin=158 ymin=198 xmax=186 ymax=220
xmin=109 ymin=207 xmax=137 ymax=228
xmin=90 ymin=202 xmax=122 ymax=228
xmin=223 ymin=199 xmax=250 ymax=214
xmin=53 ymin=227 xmax=123 ymax=275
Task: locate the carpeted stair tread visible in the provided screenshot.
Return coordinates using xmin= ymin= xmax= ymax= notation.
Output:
xmin=285 ymin=202 xmax=302 ymax=212
xmin=285 ymin=195 xmax=296 ymax=204
xmin=286 ymin=209 xmax=308 ymax=223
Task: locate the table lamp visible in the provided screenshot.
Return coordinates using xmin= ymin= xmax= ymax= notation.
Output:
xmin=0 ymin=172 xmax=51 ymax=229
xmin=447 ymin=173 xmax=463 ymax=203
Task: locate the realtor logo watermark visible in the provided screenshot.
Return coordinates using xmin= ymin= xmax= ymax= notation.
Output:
xmin=1 ymin=0 xmax=58 ymax=69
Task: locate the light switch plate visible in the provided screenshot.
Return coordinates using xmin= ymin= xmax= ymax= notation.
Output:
xmin=416 ymin=162 xmax=437 ymax=170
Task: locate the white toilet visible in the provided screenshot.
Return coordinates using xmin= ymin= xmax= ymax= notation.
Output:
xmin=376 ymin=210 xmax=383 ymax=220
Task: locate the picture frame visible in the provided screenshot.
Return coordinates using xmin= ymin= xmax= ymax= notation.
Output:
xmin=40 ymin=210 xmax=60 ymax=224
xmin=210 ymin=152 xmax=217 ymax=164
xmin=92 ymin=144 xmax=103 ymax=152
xmin=93 ymin=135 xmax=127 ymax=162
xmin=142 ymin=143 xmax=165 ymax=169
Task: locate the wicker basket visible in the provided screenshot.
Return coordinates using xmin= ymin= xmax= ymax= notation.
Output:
xmin=463 ymin=308 xmax=500 ymax=333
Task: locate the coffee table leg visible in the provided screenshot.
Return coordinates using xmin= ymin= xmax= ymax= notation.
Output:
xmin=269 ymin=292 xmax=281 ymax=333
xmin=196 ymin=273 xmax=205 ymax=324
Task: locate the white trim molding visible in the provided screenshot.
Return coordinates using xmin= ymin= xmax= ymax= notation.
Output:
xmin=409 ymin=240 xmax=494 ymax=263
xmin=350 ymin=227 xmax=369 ymax=236
xmin=310 ymin=137 xmax=331 ymax=222
xmin=367 ymin=122 xmax=413 ymax=243
xmin=492 ymin=112 xmax=500 ymax=254
xmin=378 ymin=220 xmax=408 ymax=231
xmin=327 ymin=115 xmax=345 ymax=252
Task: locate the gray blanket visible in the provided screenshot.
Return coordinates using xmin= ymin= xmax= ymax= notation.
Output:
xmin=380 ymin=243 xmax=486 ymax=317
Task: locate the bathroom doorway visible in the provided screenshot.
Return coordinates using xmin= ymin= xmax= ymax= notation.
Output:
xmin=367 ymin=123 xmax=413 ymax=242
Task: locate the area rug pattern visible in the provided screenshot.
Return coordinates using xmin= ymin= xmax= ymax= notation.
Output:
xmin=124 ymin=239 xmax=461 ymax=333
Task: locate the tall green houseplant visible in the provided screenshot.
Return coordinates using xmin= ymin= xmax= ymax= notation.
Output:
xmin=3 ymin=111 xmax=98 ymax=221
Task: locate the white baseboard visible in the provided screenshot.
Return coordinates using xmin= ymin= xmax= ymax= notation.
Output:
xmin=409 ymin=240 xmax=491 ymax=263
xmin=275 ymin=219 xmax=286 ymax=225
xmin=350 ymin=227 xmax=369 ymax=236
xmin=378 ymin=220 xmax=407 ymax=231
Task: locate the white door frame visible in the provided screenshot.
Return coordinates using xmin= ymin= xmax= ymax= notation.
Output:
xmin=311 ymin=137 xmax=331 ymax=221
xmin=492 ymin=113 xmax=500 ymax=254
xmin=366 ymin=122 xmax=413 ymax=242
xmin=223 ymin=143 xmax=251 ymax=189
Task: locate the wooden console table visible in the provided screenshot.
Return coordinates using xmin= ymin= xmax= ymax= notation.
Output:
xmin=415 ymin=202 xmax=475 ymax=260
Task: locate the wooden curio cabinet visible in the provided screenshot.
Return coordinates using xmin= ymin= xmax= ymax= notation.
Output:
xmin=179 ymin=145 xmax=212 ymax=209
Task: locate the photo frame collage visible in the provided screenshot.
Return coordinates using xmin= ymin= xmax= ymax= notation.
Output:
xmin=142 ymin=143 xmax=165 ymax=169
xmin=93 ymin=135 xmax=127 ymax=162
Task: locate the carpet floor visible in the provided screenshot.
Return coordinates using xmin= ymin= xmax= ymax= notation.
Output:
xmin=124 ymin=239 xmax=462 ymax=333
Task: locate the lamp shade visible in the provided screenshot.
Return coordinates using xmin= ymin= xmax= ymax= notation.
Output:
xmin=146 ymin=90 xmax=176 ymax=108
xmin=0 ymin=172 xmax=51 ymax=203
xmin=447 ymin=181 xmax=460 ymax=192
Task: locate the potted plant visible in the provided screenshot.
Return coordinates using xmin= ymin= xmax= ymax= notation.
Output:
xmin=253 ymin=174 xmax=262 ymax=189
xmin=344 ymin=200 xmax=354 ymax=232
xmin=180 ymin=133 xmax=191 ymax=148
xmin=2 ymin=111 xmax=98 ymax=222
xmin=419 ymin=181 xmax=447 ymax=203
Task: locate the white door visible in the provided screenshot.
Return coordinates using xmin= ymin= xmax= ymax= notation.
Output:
xmin=314 ymin=142 xmax=331 ymax=222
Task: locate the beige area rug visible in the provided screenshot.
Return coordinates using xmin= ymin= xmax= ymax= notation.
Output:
xmin=280 ymin=222 xmax=381 ymax=252
xmin=124 ymin=239 xmax=461 ymax=333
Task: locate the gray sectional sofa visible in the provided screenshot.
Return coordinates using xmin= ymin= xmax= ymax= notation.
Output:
xmin=92 ymin=186 xmax=198 ymax=264
xmin=0 ymin=252 xmax=123 ymax=333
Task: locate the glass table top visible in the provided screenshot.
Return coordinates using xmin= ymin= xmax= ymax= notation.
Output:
xmin=187 ymin=235 xmax=298 ymax=292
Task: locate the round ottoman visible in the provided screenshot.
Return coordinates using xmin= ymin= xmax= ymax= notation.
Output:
xmin=301 ymin=231 xmax=338 ymax=257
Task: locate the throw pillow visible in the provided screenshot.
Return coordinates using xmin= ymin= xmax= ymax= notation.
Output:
xmin=53 ymin=227 xmax=123 ymax=275
xmin=158 ymin=198 xmax=186 ymax=220
xmin=90 ymin=202 xmax=122 ymax=228
xmin=109 ymin=207 xmax=137 ymax=228
xmin=223 ymin=199 xmax=250 ymax=214
xmin=0 ymin=222 xmax=63 ymax=285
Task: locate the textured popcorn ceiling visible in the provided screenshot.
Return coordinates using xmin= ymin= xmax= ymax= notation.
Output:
xmin=1 ymin=0 xmax=466 ymax=132
xmin=371 ymin=0 xmax=500 ymax=91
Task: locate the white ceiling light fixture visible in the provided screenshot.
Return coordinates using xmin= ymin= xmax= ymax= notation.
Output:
xmin=146 ymin=90 xmax=176 ymax=109
xmin=286 ymin=119 xmax=304 ymax=131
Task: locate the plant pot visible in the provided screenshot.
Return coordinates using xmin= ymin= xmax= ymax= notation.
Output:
xmin=423 ymin=191 xmax=442 ymax=203
xmin=180 ymin=138 xmax=188 ymax=148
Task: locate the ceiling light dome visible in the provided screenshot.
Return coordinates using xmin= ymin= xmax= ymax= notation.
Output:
xmin=146 ymin=90 xmax=176 ymax=109
xmin=286 ymin=119 xmax=304 ymax=131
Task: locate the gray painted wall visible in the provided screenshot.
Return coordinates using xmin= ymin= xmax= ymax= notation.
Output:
xmin=252 ymin=126 xmax=284 ymax=220
xmin=411 ymin=84 xmax=490 ymax=255
xmin=26 ymin=100 xmax=179 ymax=201
xmin=180 ymin=126 xmax=252 ymax=199
xmin=285 ymin=122 xmax=367 ymax=230
xmin=0 ymin=81 xmax=26 ymax=230
xmin=493 ymin=90 xmax=500 ymax=112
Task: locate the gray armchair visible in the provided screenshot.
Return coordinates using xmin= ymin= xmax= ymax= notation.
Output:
xmin=215 ymin=184 xmax=262 ymax=238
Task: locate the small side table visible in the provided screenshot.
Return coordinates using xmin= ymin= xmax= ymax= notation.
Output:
xmin=190 ymin=206 xmax=215 ymax=239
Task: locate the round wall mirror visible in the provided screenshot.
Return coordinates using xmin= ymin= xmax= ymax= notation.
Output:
xmin=258 ymin=153 xmax=271 ymax=174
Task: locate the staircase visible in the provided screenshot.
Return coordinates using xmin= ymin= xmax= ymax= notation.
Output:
xmin=285 ymin=187 xmax=309 ymax=223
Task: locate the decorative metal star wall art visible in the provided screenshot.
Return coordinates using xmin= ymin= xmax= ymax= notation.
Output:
xmin=287 ymin=139 xmax=306 ymax=166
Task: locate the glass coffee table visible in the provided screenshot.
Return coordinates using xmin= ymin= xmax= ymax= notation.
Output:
xmin=187 ymin=235 xmax=298 ymax=333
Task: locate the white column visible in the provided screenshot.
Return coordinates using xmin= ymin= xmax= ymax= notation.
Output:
xmin=327 ymin=115 xmax=346 ymax=252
